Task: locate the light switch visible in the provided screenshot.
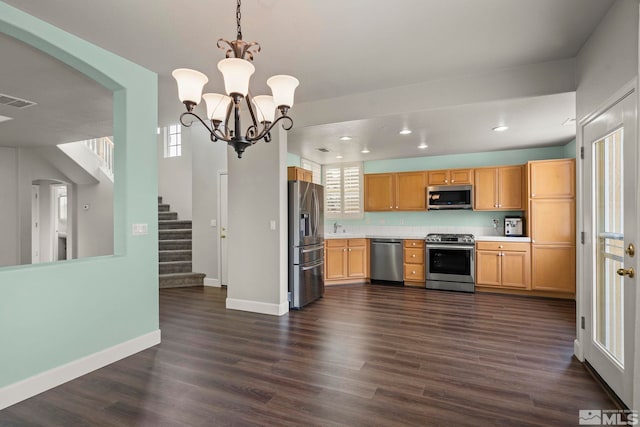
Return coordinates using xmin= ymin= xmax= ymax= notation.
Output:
xmin=270 ymin=220 xmax=276 ymax=230
xmin=210 ymin=219 xmax=217 ymax=227
xmin=132 ymin=223 xmax=148 ymax=236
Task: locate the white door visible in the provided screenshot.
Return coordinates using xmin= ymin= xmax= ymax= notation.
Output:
xmin=219 ymin=172 xmax=229 ymax=286
xmin=582 ymin=87 xmax=637 ymax=407
xmin=31 ymin=185 xmax=40 ymax=264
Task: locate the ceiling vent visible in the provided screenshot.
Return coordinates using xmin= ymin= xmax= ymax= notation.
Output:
xmin=316 ymin=147 xmax=330 ymax=153
xmin=0 ymin=93 xmax=37 ymax=109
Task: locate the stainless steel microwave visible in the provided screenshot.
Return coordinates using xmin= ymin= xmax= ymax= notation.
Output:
xmin=427 ymin=185 xmax=473 ymax=210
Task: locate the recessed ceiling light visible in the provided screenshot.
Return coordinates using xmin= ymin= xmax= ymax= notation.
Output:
xmin=0 ymin=115 xmax=13 ymax=123
xmin=336 ymin=155 xmax=344 ymax=159
xmin=361 ymin=148 xmax=370 ymax=154
xmin=492 ymin=125 xmax=509 ymax=132
xmin=399 ymin=129 xmax=412 ymax=135
xmin=418 ymin=143 xmax=428 ymax=149
xmin=339 ymin=136 xmax=352 ymax=141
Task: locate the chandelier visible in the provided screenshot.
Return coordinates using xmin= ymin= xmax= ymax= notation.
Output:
xmin=172 ymin=0 xmax=299 ymax=158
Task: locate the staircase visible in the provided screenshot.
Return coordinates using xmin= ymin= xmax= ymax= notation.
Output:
xmin=158 ymin=196 xmax=205 ymax=288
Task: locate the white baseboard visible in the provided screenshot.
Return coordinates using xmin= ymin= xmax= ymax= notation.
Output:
xmin=226 ymin=298 xmax=288 ymax=316
xmin=0 ymin=329 xmax=161 ymax=410
xmin=204 ymin=278 xmax=220 ymax=287
xmin=574 ymin=339 xmax=584 ymax=361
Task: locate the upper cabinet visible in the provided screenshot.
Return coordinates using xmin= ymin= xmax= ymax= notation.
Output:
xmin=364 ymin=171 xmax=426 ymax=211
xmin=427 ymin=168 xmax=473 ymax=186
xmin=474 ymin=166 xmax=525 ymax=210
xmin=287 ymin=166 xmax=312 ymax=182
xmin=529 ymin=159 xmax=575 ymax=198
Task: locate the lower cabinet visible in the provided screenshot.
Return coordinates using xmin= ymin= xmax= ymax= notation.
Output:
xmin=325 ymin=239 xmax=369 ymax=285
xmin=476 ymin=241 xmax=530 ymax=289
xmin=531 ymin=245 xmax=575 ymax=293
xmin=403 ymin=239 xmax=425 ymax=286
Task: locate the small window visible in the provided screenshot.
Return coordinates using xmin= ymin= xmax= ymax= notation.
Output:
xmin=324 ymin=162 xmax=363 ymax=219
xmin=301 ymin=158 xmax=322 ymax=185
xmin=164 ymin=124 xmax=182 ymax=158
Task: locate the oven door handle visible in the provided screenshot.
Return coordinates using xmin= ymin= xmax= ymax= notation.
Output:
xmin=426 ymin=244 xmax=475 ymax=251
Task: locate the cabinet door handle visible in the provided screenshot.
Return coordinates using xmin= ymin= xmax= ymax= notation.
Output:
xmin=444 ymin=179 xmax=448 ymax=183
xmin=412 ymin=270 xmax=416 ymax=274
xmin=343 ymin=248 xmax=347 ymax=252
xmin=348 ymin=248 xmax=352 ymax=252
xmin=396 ymin=205 xmax=399 ymax=208
xmin=451 ymin=180 xmax=455 ymax=183
xmin=498 ymin=245 xmax=503 ymax=249
xmin=389 ymin=206 xmax=393 ymax=209
xmin=412 ymin=242 xmax=416 ymax=246
xmin=412 ymin=254 xmax=416 ymax=258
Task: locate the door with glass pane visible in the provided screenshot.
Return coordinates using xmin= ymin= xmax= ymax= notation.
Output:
xmin=582 ymin=90 xmax=637 ymax=407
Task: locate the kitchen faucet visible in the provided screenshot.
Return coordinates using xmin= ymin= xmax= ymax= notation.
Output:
xmin=333 ymin=222 xmax=342 ymax=233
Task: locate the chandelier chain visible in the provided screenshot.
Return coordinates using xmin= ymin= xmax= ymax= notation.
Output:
xmin=236 ymin=0 xmax=242 ymax=40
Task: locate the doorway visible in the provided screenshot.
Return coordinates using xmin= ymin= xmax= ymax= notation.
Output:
xmin=31 ymin=185 xmax=40 ymax=264
xmin=581 ymin=84 xmax=638 ymax=407
xmin=51 ymin=184 xmax=68 ymax=261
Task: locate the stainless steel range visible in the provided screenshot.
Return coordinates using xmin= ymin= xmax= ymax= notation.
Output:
xmin=425 ymin=233 xmax=475 ymax=292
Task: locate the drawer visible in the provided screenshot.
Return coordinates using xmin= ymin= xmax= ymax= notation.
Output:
xmin=348 ymin=238 xmax=367 ymax=247
xmin=476 ymin=241 xmax=530 ymax=252
xmin=404 ymin=263 xmax=425 ymax=280
xmin=326 ymin=239 xmax=347 ymax=247
xmin=404 ymin=248 xmax=424 ymax=264
xmin=404 ymin=239 xmax=425 ymax=249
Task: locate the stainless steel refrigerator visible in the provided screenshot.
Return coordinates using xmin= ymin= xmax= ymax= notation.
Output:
xmin=288 ymin=180 xmax=324 ymax=309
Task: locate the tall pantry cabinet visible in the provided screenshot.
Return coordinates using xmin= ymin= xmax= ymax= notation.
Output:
xmin=527 ymin=159 xmax=576 ymax=294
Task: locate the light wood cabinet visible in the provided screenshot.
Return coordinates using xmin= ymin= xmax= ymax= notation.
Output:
xmin=476 ymin=241 xmax=530 ymax=289
xmin=528 ymin=158 xmax=576 ymax=294
xmin=364 ymin=172 xmax=426 ymax=211
xmin=287 ymin=166 xmax=312 ymax=182
xmin=474 ymin=165 xmax=524 ymax=210
xmin=325 ymin=239 xmax=369 ymax=285
xmin=403 ymin=239 xmax=425 ymax=286
xmin=529 ymin=159 xmax=575 ymax=198
xmin=531 ymin=246 xmax=575 ymax=292
xmin=427 ymin=168 xmax=473 ymax=186
xmin=529 ymin=199 xmax=575 ymax=245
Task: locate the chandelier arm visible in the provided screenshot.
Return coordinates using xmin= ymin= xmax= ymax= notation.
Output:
xmin=244 ymin=93 xmax=260 ymax=136
xmin=179 ymin=112 xmax=215 ymax=134
xmin=247 ymin=115 xmax=294 ymax=143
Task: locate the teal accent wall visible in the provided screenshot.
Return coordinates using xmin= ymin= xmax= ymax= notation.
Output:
xmin=564 ymin=139 xmax=577 ymax=158
xmin=287 ymin=152 xmax=301 ymax=167
xmin=0 ymin=2 xmax=158 ymax=387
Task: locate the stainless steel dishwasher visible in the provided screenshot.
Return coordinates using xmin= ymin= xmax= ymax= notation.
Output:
xmin=370 ymin=238 xmax=403 ymax=283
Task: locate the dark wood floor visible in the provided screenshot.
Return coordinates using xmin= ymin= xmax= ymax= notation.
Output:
xmin=1 ymin=285 xmax=613 ymax=426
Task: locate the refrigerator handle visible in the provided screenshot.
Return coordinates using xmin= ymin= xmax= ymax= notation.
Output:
xmin=312 ymin=188 xmax=319 ymax=238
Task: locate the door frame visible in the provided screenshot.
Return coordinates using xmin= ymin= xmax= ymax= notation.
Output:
xmin=575 ymin=78 xmax=640 ymax=409
xmin=217 ymin=170 xmax=228 ymax=286
xmin=31 ymin=185 xmax=40 ymax=264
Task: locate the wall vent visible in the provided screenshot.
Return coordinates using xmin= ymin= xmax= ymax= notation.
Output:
xmin=0 ymin=93 xmax=37 ymax=109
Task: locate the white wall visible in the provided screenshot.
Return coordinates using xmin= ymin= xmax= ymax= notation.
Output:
xmin=157 ymin=129 xmax=192 ymax=219
xmin=191 ymin=127 xmax=227 ymax=283
xmin=225 ymin=128 xmax=288 ymax=315
xmin=0 ymin=147 xmax=18 ymax=266
xmin=576 ymin=0 xmax=639 ymax=120
xmin=75 ymin=169 xmax=114 ymax=258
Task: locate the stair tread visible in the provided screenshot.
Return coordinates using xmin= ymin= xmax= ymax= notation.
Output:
xmin=159 ymin=249 xmax=192 ymax=253
xmin=159 ymin=272 xmax=206 ymax=278
xmin=159 ymin=219 xmax=191 ymax=222
xmin=159 ymin=260 xmax=191 ymax=265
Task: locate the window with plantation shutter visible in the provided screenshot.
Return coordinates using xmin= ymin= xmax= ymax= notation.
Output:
xmin=323 ymin=162 xmax=363 ymax=219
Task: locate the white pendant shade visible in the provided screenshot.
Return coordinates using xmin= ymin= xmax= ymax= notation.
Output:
xmin=267 ymin=75 xmax=299 ymax=108
xmin=172 ymin=68 xmax=208 ymax=104
xmin=252 ymin=95 xmax=276 ymax=123
xmin=217 ymin=58 xmax=255 ymax=97
xmin=203 ymin=93 xmax=231 ymax=122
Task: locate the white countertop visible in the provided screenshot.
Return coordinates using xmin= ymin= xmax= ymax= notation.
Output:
xmin=475 ymin=236 xmax=531 ymax=242
xmin=325 ymin=233 xmax=531 ymax=243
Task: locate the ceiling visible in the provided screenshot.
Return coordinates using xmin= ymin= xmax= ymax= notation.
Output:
xmin=1 ymin=0 xmax=614 ymax=160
